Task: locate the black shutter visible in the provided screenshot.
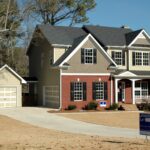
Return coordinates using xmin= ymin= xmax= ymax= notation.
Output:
xmin=81 ymin=48 xmax=84 ymax=64
xmin=122 ymin=51 xmax=125 ymax=66
xmin=104 ymin=82 xmax=108 ymax=100
xmin=83 ymin=82 xmax=86 ymax=101
xmin=112 ymin=51 xmax=115 ymax=62
xmin=149 ymin=53 xmax=150 ymax=66
xmin=132 ymin=52 xmax=135 ymax=66
xmin=70 ymin=82 xmax=74 ymax=101
xmin=92 ymin=82 xmax=96 ymax=100
xmin=93 ymin=49 xmax=97 ymax=64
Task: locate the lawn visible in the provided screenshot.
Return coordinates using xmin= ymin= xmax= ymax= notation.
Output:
xmin=58 ymin=111 xmax=140 ymax=129
xmin=0 ymin=114 xmax=149 ymax=150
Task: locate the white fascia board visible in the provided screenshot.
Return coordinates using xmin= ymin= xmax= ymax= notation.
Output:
xmin=59 ymin=34 xmax=118 ymax=67
xmin=0 ymin=64 xmax=27 ymax=84
xmin=52 ymin=44 xmax=71 ymax=48
xmin=106 ymin=45 xmax=126 ymax=49
xmin=128 ymin=29 xmax=150 ymax=47
xmin=118 ymin=71 xmax=137 ymax=77
xmin=61 ymin=73 xmax=111 ymax=76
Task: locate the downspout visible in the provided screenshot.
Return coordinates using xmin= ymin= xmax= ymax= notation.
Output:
xmin=110 ymin=75 xmax=113 ymax=105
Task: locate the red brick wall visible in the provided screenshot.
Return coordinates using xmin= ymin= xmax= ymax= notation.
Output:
xmin=61 ymin=75 xmax=111 ymax=110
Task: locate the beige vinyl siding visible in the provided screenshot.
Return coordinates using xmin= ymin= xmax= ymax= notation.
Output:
xmin=0 ymin=68 xmax=22 ymax=107
xmin=29 ymin=37 xmax=60 ymax=108
xmin=53 ymin=47 xmax=66 ymax=63
xmin=62 ymin=36 xmax=111 ymax=73
xmin=129 ymin=50 xmax=150 ymax=71
xmin=134 ymin=38 xmax=150 ymax=45
xmin=106 ymin=49 xmax=127 ymax=70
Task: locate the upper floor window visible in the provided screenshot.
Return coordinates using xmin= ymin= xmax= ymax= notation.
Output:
xmin=111 ymin=51 xmax=125 ymax=66
xmin=132 ymin=52 xmax=150 ymax=66
xmin=81 ymin=48 xmax=97 ymax=64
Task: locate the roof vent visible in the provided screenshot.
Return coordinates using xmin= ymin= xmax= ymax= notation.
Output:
xmin=121 ymin=25 xmax=130 ymax=29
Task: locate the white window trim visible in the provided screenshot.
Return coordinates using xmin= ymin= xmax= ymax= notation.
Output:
xmin=73 ymin=82 xmax=84 ymax=101
xmin=113 ymin=51 xmax=123 ymax=65
xmin=135 ymin=81 xmax=149 ymax=99
xmin=133 ymin=51 xmax=150 ymax=66
xmin=83 ymin=48 xmax=94 ymax=64
xmin=95 ymin=82 xmax=104 ymax=100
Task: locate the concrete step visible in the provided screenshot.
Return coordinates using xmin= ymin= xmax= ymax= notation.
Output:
xmin=118 ymin=102 xmax=138 ymax=111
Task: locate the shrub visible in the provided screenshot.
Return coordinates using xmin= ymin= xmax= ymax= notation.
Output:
xmin=84 ymin=101 xmax=98 ymax=110
xmin=67 ymin=105 xmax=77 ymax=110
xmin=118 ymin=105 xmax=125 ymax=111
xmin=137 ymin=103 xmax=150 ymax=111
xmin=106 ymin=103 xmax=118 ymax=110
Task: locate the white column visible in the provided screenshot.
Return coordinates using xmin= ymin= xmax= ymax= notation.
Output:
xmin=115 ymin=79 xmax=119 ymax=104
xmin=132 ymin=79 xmax=135 ymax=104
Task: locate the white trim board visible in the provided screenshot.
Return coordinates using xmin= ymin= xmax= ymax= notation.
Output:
xmin=59 ymin=34 xmax=117 ymax=67
xmin=61 ymin=73 xmax=111 ymax=76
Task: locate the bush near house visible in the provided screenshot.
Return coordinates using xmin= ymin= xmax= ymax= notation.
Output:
xmin=137 ymin=103 xmax=150 ymax=111
xmin=66 ymin=105 xmax=77 ymax=110
xmin=106 ymin=103 xmax=118 ymax=110
xmin=83 ymin=101 xmax=98 ymax=110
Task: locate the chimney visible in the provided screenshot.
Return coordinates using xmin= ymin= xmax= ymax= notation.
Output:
xmin=121 ymin=25 xmax=130 ymax=29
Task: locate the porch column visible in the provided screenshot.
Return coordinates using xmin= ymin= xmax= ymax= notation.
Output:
xmin=131 ymin=79 xmax=136 ymax=104
xmin=115 ymin=78 xmax=119 ymax=104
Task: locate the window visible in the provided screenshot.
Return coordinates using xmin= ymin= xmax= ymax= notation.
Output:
xmin=111 ymin=51 xmax=125 ymax=65
xmin=135 ymin=81 xmax=148 ymax=99
xmin=132 ymin=52 xmax=150 ymax=66
xmin=81 ymin=48 xmax=97 ymax=64
xmin=70 ymin=82 xmax=86 ymax=101
xmin=93 ymin=82 xmax=108 ymax=100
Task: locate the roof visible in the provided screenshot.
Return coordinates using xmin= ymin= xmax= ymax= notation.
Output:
xmin=38 ymin=24 xmax=87 ymax=46
xmin=23 ymin=77 xmax=38 ymax=82
xmin=83 ymin=25 xmax=133 ymax=46
xmin=0 ymin=64 xmax=27 ymax=84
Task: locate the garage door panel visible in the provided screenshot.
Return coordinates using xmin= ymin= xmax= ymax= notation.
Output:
xmin=0 ymin=87 xmax=17 ymax=108
xmin=43 ymin=86 xmax=60 ymax=108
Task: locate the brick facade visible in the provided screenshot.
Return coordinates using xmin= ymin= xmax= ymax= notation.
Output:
xmin=61 ymin=75 xmax=111 ymax=110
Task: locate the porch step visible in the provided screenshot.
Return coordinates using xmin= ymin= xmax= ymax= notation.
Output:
xmin=118 ymin=103 xmax=139 ymax=111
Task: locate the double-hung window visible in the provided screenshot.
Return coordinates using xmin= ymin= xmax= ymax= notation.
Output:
xmin=132 ymin=52 xmax=150 ymax=66
xmin=81 ymin=48 xmax=97 ymax=64
xmin=70 ymin=82 xmax=86 ymax=101
xmin=135 ymin=81 xmax=148 ymax=99
xmin=111 ymin=51 xmax=125 ymax=65
xmin=93 ymin=82 xmax=108 ymax=100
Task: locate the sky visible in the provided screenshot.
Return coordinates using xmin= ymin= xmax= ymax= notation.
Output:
xmin=86 ymin=0 xmax=150 ymax=33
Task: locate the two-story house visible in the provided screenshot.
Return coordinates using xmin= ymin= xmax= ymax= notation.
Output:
xmin=27 ymin=25 xmax=150 ymax=109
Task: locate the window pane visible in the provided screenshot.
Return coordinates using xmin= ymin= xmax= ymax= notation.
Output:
xmin=73 ymin=82 xmax=83 ymax=100
xmin=114 ymin=52 xmax=122 ymax=65
xmin=84 ymin=49 xmax=94 ymax=64
xmin=95 ymin=82 xmax=104 ymax=100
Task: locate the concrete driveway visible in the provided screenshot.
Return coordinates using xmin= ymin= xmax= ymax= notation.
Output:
xmin=0 ymin=107 xmax=142 ymax=138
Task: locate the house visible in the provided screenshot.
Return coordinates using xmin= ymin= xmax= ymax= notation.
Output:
xmin=27 ymin=25 xmax=150 ymax=110
xmin=0 ymin=64 xmax=26 ymax=108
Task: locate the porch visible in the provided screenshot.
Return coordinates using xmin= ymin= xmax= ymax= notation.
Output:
xmin=114 ymin=71 xmax=150 ymax=104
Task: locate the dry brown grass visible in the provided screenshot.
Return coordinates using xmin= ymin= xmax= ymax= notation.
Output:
xmin=58 ymin=111 xmax=139 ymax=129
xmin=0 ymin=114 xmax=149 ymax=150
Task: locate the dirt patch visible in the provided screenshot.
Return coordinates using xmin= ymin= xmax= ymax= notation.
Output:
xmin=58 ymin=111 xmax=139 ymax=129
xmin=0 ymin=115 xmax=149 ymax=150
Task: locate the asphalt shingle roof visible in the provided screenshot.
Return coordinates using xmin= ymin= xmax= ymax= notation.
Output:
xmin=83 ymin=25 xmax=133 ymax=46
xmin=38 ymin=24 xmax=87 ymax=45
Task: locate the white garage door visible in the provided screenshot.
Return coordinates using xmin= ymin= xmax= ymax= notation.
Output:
xmin=0 ymin=87 xmax=17 ymax=108
xmin=43 ymin=86 xmax=59 ymax=108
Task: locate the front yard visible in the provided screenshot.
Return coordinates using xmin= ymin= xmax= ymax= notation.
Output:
xmin=58 ymin=111 xmax=140 ymax=129
xmin=0 ymin=114 xmax=149 ymax=150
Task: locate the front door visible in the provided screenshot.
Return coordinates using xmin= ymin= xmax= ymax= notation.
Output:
xmin=118 ymin=82 xmax=125 ymax=102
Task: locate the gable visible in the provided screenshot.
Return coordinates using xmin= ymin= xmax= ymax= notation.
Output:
xmin=62 ymin=36 xmax=113 ymax=73
xmin=118 ymin=71 xmax=137 ymax=77
xmin=129 ymin=30 xmax=150 ymax=47
xmin=0 ymin=68 xmax=21 ymax=85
